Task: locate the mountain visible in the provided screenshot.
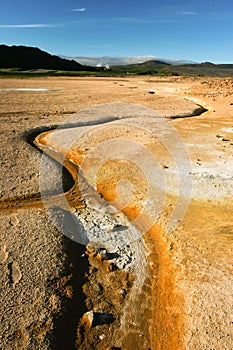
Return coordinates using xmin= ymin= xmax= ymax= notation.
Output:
xmin=108 ymin=60 xmax=233 ymax=77
xmin=0 ymin=45 xmax=89 ymax=71
xmin=129 ymin=60 xmax=171 ymax=67
xmin=1 ymin=45 xmax=232 ymax=77
xmin=108 ymin=60 xmax=171 ymax=75
xmin=61 ymin=55 xmax=195 ymax=67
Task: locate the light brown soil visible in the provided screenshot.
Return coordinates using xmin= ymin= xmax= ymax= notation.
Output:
xmin=0 ymin=76 xmax=232 ymax=350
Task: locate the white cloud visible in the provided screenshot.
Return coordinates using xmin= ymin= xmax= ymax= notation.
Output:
xmin=180 ymin=11 xmax=197 ymax=15
xmin=72 ymin=8 xmax=86 ymax=12
xmin=69 ymin=56 xmax=195 ymax=67
xmin=0 ymin=23 xmax=62 ymax=28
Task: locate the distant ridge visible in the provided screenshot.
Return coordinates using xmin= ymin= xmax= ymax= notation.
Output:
xmin=62 ymin=55 xmax=194 ymax=67
xmin=125 ymin=60 xmax=171 ymax=68
xmin=136 ymin=60 xmax=171 ymax=66
xmin=0 ymin=45 xmax=89 ymax=71
xmin=184 ymin=61 xmax=233 ymax=69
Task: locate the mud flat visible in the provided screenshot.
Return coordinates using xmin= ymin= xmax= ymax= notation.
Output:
xmin=0 ymin=76 xmax=232 ymax=349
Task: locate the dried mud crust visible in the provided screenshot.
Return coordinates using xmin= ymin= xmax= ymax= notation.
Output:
xmin=0 ymin=208 xmax=88 ymax=350
xmin=0 ymin=76 xmax=232 ymax=350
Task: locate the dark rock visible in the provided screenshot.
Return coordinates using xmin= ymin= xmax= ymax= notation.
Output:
xmin=92 ymin=312 xmax=115 ymax=327
xmin=112 ymin=224 xmax=128 ymax=232
xmin=82 ymin=311 xmax=115 ymax=327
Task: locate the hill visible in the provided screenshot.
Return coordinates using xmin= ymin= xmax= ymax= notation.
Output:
xmin=110 ymin=60 xmax=233 ymax=77
xmin=163 ymin=62 xmax=233 ymax=77
xmin=0 ymin=45 xmax=89 ymax=71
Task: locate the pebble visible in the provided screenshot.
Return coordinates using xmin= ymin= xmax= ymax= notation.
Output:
xmin=0 ymin=245 xmax=8 ymax=263
xmin=9 ymin=216 xmax=19 ymax=227
xmin=9 ymin=261 xmax=22 ymax=287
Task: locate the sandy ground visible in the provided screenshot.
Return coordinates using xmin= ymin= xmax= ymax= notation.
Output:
xmin=0 ymin=76 xmax=232 ymax=350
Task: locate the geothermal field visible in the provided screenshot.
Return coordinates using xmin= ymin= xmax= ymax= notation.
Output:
xmin=0 ymin=76 xmax=232 ymax=349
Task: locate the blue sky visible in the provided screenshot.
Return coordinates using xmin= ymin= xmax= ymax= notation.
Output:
xmin=0 ymin=0 xmax=232 ymax=63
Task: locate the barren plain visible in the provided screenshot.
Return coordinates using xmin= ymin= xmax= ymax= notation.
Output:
xmin=0 ymin=76 xmax=232 ymax=350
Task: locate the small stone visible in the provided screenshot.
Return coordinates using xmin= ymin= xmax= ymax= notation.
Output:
xmin=121 ymin=289 xmax=127 ymax=298
xmin=9 ymin=262 xmax=22 ymax=287
xmin=9 ymin=216 xmax=19 ymax=227
xmin=112 ymin=224 xmax=128 ymax=232
xmin=96 ymin=249 xmax=107 ymax=260
xmin=0 ymin=245 xmax=8 ymax=263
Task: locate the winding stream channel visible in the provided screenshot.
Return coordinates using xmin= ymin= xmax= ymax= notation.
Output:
xmin=2 ymin=101 xmax=230 ymax=349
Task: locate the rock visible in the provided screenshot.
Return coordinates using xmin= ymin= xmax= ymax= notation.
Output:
xmin=0 ymin=245 xmax=8 ymax=263
xmin=8 ymin=261 xmax=22 ymax=287
xmin=112 ymin=224 xmax=128 ymax=232
xmin=99 ymin=334 xmax=105 ymax=340
xmin=81 ymin=310 xmax=94 ymax=327
xmin=86 ymin=245 xmax=108 ymax=261
xmin=96 ymin=248 xmax=108 ymax=261
xmin=81 ymin=311 xmax=115 ymax=327
xmin=92 ymin=312 xmax=115 ymax=326
xmin=107 ymin=262 xmax=117 ymax=271
xmin=9 ymin=216 xmax=19 ymax=227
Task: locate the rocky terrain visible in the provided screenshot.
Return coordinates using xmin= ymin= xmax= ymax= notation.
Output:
xmin=0 ymin=76 xmax=232 ymax=349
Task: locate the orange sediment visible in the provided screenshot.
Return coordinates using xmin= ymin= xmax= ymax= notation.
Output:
xmin=145 ymin=224 xmax=184 ymax=350
xmin=96 ymin=178 xmax=185 ymax=349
